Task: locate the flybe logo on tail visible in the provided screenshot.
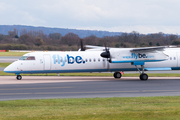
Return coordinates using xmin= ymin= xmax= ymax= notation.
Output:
xmin=123 ymin=53 xmax=154 ymax=59
xmin=52 ymin=54 xmax=85 ymax=66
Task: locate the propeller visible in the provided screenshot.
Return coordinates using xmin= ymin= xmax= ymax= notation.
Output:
xmin=100 ymin=43 xmax=111 ymax=71
xmin=100 ymin=43 xmax=111 ymax=62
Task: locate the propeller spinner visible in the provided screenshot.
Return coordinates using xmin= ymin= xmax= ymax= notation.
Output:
xmin=100 ymin=45 xmax=111 ymax=62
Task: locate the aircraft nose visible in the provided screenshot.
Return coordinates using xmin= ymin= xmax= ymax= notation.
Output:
xmin=4 ymin=66 xmax=10 ymax=73
xmin=4 ymin=63 xmax=16 ymax=73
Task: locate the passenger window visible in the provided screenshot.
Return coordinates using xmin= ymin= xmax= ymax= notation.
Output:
xmin=86 ymin=59 xmax=88 ymax=62
xmin=89 ymin=59 xmax=91 ymax=62
xmin=174 ymin=57 xmax=176 ymax=60
xmin=69 ymin=59 xmax=74 ymax=62
xmin=94 ymin=59 xmax=96 ymax=62
xmin=98 ymin=58 xmax=100 ymax=62
xmin=170 ymin=57 xmax=172 ymax=60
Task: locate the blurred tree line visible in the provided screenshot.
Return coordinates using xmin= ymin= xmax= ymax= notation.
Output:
xmin=0 ymin=28 xmax=180 ymax=51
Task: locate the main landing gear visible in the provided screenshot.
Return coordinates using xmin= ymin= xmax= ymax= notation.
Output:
xmin=113 ymin=65 xmax=148 ymax=81
xmin=136 ymin=65 xmax=148 ymax=81
xmin=113 ymin=72 xmax=122 ymax=79
xmin=16 ymin=75 xmax=22 ymax=80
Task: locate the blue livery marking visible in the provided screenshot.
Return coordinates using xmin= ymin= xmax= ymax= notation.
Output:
xmin=112 ymin=59 xmax=166 ymax=63
xmin=123 ymin=53 xmax=154 ymax=59
xmin=4 ymin=67 xmax=180 ymax=74
xmin=52 ymin=54 xmax=85 ymax=66
xmin=145 ymin=68 xmax=172 ymax=71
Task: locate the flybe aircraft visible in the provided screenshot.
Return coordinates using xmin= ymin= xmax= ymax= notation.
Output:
xmin=3 ymin=45 xmax=179 ymax=81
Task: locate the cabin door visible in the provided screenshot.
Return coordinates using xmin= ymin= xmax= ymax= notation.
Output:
xmin=177 ymin=53 xmax=180 ymax=67
xmin=43 ymin=55 xmax=51 ymax=70
xmin=102 ymin=58 xmax=110 ymax=70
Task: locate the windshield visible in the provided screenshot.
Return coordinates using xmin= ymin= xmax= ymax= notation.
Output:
xmin=19 ymin=56 xmax=35 ymax=60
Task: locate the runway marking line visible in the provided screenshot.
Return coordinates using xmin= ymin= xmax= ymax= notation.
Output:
xmin=0 ymin=93 xmax=31 ymax=95
xmin=0 ymin=91 xmax=140 ymax=96
xmin=1 ymin=90 xmax=180 ymax=96
xmin=35 ymin=90 xmax=180 ymax=94
xmin=143 ymin=90 xmax=180 ymax=92
xmin=35 ymin=91 xmax=140 ymax=94
xmin=0 ymin=87 xmax=72 ymax=91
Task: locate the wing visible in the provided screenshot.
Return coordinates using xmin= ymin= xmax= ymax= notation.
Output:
xmin=130 ymin=46 xmax=176 ymax=52
xmin=85 ymin=45 xmax=176 ymax=51
xmin=85 ymin=45 xmax=113 ymax=51
xmin=85 ymin=45 xmax=107 ymax=50
xmin=109 ymin=46 xmax=177 ymax=64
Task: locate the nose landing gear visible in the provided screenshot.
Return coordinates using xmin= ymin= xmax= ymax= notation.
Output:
xmin=16 ymin=75 xmax=22 ymax=80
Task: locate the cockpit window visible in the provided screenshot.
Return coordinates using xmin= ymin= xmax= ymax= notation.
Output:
xmin=19 ymin=56 xmax=35 ymax=60
xmin=19 ymin=56 xmax=28 ymax=60
xmin=27 ymin=56 xmax=35 ymax=60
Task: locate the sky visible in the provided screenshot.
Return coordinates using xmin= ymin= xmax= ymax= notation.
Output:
xmin=0 ymin=0 xmax=180 ymax=34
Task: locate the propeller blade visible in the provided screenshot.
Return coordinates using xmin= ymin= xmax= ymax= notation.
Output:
xmin=80 ymin=39 xmax=85 ymax=51
xmin=100 ymin=43 xmax=111 ymax=63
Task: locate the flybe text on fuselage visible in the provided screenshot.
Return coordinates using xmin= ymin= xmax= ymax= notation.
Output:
xmin=123 ymin=53 xmax=154 ymax=59
xmin=52 ymin=54 xmax=85 ymax=66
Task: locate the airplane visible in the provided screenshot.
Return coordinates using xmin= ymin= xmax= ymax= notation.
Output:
xmin=3 ymin=44 xmax=179 ymax=81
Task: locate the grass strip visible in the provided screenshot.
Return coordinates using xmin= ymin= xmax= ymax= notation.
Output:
xmin=0 ymin=52 xmax=28 ymax=56
xmin=0 ymin=71 xmax=113 ymax=76
xmin=0 ymin=96 xmax=180 ymax=120
xmin=0 ymin=63 xmax=11 ymax=67
xmin=1 ymin=71 xmax=180 ymax=77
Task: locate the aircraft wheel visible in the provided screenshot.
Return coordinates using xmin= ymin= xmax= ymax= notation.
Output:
xmin=113 ymin=72 xmax=122 ymax=79
xmin=140 ymin=73 xmax=148 ymax=81
xmin=16 ymin=75 xmax=22 ymax=80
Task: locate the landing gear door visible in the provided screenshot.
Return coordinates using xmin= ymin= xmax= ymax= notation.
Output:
xmin=43 ymin=55 xmax=51 ymax=70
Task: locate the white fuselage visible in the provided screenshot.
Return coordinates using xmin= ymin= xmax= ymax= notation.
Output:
xmin=4 ymin=48 xmax=180 ymax=74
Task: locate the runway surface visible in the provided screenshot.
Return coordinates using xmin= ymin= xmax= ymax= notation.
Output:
xmin=0 ymin=67 xmax=4 ymax=71
xmin=0 ymin=56 xmax=20 ymax=63
xmin=1 ymin=76 xmax=180 ymax=101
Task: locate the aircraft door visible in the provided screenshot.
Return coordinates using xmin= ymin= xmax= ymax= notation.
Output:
xmin=102 ymin=59 xmax=106 ymax=68
xmin=43 ymin=55 xmax=51 ymax=70
xmin=177 ymin=53 xmax=180 ymax=67
xmin=102 ymin=58 xmax=109 ymax=70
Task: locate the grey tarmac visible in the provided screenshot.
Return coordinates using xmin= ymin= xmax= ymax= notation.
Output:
xmin=0 ymin=56 xmax=20 ymax=63
xmin=0 ymin=76 xmax=180 ymax=101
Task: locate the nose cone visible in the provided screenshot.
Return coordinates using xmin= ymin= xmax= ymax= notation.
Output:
xmin=4 ymin=62 xmax=18 ymax=73
xmin=4 ymin=65 xmax=11 ymax=73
